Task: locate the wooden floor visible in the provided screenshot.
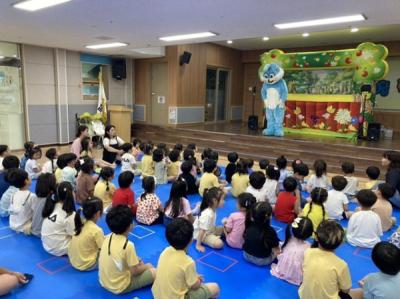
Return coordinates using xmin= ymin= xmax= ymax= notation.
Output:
xmin=132 ymin=122 xmax=398 ymax=177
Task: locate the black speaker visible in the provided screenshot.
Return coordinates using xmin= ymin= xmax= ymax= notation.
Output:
xmin=248 ymin=115 xmax=258 ymax=130
xmin=367 ymin=122 xmax=381 ymax=141
xmin=180 ymin=51 xmax=192 ymax=65
xmin=112 ymin=58 xmax=126 ymax=80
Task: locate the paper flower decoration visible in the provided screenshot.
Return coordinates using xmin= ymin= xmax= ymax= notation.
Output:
xmin=322 ymin=112 xmax=330 ymax=120
xmin=334 ymin=109 xmax=352 ymax=125
xmin=294 ymin=107 xmax=302 ymax=115
xmin=285 ymin=114 xmax=291 ymax=119
xmin=298 ymin=114 xmax=305 ymax=120
xmin=327 ymin=105 xmax=336 ymax=114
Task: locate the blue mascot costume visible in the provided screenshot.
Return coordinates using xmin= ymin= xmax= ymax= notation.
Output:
xmin=260 ymin=63 xmax=288 ymax=137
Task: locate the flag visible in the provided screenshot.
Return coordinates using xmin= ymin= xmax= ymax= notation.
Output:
xmin=97 ymin=66 xmax=107 ymax=123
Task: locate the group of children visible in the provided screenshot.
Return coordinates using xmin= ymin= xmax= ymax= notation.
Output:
xmin=0 ymin=140 xmax=399 ymax=299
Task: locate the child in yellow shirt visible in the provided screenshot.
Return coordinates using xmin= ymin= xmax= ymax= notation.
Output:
xmin=152 ymin=218 xmax=220 ymax=299
xmin=99 ymin=205 xmax=156 ymax=294
xmin=94 ymin=167 xmax=116 ymax=210
xmin=231 ymin=159 xmax=250 ymax=197
xmin=68 ymin=198 xmax=104 ymax=271
xmin=199 ymin=159 xmax=222 ymax=197
xmin=301 ymin=187 xmax=328 ymax=235
xmin=141 ymin=144 xmax=155 ymax=177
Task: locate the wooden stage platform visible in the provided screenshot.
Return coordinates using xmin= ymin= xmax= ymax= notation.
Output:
xmin=132 ymin=122 xmax=399 ymax=177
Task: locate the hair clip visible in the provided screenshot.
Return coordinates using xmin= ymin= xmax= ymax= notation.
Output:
xmin=63 ymin=188 xmax=67 ymax=192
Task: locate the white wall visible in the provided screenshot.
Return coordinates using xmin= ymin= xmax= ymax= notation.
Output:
xmin=375 ymin=56 xmax=400 ymax=110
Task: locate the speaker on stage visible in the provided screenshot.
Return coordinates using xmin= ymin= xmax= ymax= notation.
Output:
xmin=367 ymin=122 xmax=381 ymax=141
xmin=112 ymin=58 xmax=126 ymax=80
xmin=248 ymin=115 xmax=258 ymax=130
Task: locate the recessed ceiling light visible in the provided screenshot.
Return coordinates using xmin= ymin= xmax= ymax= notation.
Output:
xmin=227 ymin=40 xmax=233 ymax=44
xmin=274 ymin=14 xmax=365 ymax=29
xmin=13 ymin=0 xmax=72 ymax=11
xmin=302 ymin=33 xmax=310 ymax=37
xmin=262 ymin=37 xmax=270 ymax=41
xmin=350 ymin=27 xmax=359 ymax=33
xmin=159 ymin=32 xmax=216 ymax=42
xmin=85 ymin=42 xmax=128 ymax=49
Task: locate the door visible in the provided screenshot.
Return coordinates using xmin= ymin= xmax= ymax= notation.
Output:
xmin=0 ymin=42 xmax=25 ymax=149
xmin=151 ymin=63 xmax=168 ymax=125
xmin=205 ymin=68 xmax=230 ymax=122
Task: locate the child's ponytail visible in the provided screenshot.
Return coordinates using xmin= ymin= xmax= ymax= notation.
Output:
xmin=100 ymin=167 xmax=114 ymax=192
xmin=200 ymin=187 xmax=220 ymax=215
xmin=74 ymin=208 xmax=84 ymax=235
xmin=309 ymin=187 xmax=328 ymax=218
xmin=238 ymin=193 xmax=256 ymax=230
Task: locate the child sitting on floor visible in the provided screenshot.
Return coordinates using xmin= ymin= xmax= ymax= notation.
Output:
xmin=112 ymin=171 xmax=136 ymax=216
xmin=68 ymin=197 xmax=104 ymax=271
xmin=199 ymin=159 xmax=223 ymax=197
xmin=194 ymin=187 xmax=225 ymax=253
xmin=0 ymin=169 xmax=19 ymax=217
xmin=164 ymin=180 xmax=193 ymax=225
xmin=277 ymin=155 xmax=289 ymax=191
xmin=94 ymin=167 xmax=115 ymax=210
xmin=349 ymin=241 xmax=400 ymax=299
xmin=25 ymin=146 xmax=42 ymax=180
xmin=306 ymin=159 xmax=330 ymax=192
xmin=325 ymin=176 xmax=351 ymax=220
xmin=61 ymin=153 xmax=78 ymax=189
xmin=271 ymin=217 xmax=313 ymax=285
xmin=76 ymin=158 xmax=97 ymax=204
xmin=225 ymin=152 xmax=238 ymax=184
xmin=0 ymin=155 xmax=19 ymax=200
xmin=141 ymin=143 xmax=155 ymax=177
xmin=42 ymin=148 xmax=58 ymax=174
xmin=372 ymin=183 xmax=396 ymax=232
xmin=41 ymin=182 xmax=76 ymax=256
xmin=264 ymin=165 xmax=280 ymax=206
xmin=292 ymin=163 xmax=309 ymax=208
xmin=167 ymin=149 xmax=181 ymax=182
xmin=178 ymin=161 xmax=199 ymax=195
xmin=20 ymin=141 xmax=35 ymax=171
xmin=223 ymin=192 xmax=256 ymax=249
xmin=152 ymin=218 xmax=220 ymax=299
xmin=243 ymin=201 xmax=280 ymax=266
xmin=347 ymin=189 xmax=382 ymax=248
xmin=121 ymin=143 xmax=141 ymax=176
xmin=301 ymin=187 xmax=329 ymax=236
xmin=9 ymin=170 xmax=34 ymax=235
xmin=275 ymin=177 xmax=300 ymax=223
xmin=299 ymin=220 xmax=352 ymax=299
xmin=136 ymin=176 xmax=163 ymax=225
xmin=247 ymin=158 xmax=254 ymax=174
xmin=342 ymin=161 xmax=359 ymax=200
xmin=259 ymin=159 xmax=269 ymax=175
xmin=365 ymin=166 xmax=382 ymax=190
xmin=246 ymin=171 xmax=267 ymax=202
xmin=231 ymin=159 xmax=250 ymax=197
xmin=99 ymin=205 xmax=156 ymax=294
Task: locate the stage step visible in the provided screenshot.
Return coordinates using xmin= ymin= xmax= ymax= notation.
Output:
xmin=132 ymin=124 xmax=387 ymax=178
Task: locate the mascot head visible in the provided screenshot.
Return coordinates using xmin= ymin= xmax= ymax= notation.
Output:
xmin=260 ymin=63 xmax=284 ymax=84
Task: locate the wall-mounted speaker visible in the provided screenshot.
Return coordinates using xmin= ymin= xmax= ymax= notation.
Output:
xmin=180 ymin=51 xmax=192 ymax=65
xmin=112 ymin=58 xmax=126 ymax=80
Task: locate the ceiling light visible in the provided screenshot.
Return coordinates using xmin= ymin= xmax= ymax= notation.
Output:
xmin=350 ymin=27 xmax=359 ymax=33
xmin=227 ymin=40 xmax=233 ymax=44
xmin=159 ymin=32 xmax=216 ymax=42
xmin=302 ymin=33 xmax=310 ymax=37
xmin=274 ymin=14 xmax=365 ymax=29
xmin=262 ymin=37 xmax=270 ymax=41
xmin=13 ymin=0 xmax=72 ymax=11
xmin=0 ymin=56 xmax=4 ymax=59
xmin=85 ymin=42 xmax=128 ymax=49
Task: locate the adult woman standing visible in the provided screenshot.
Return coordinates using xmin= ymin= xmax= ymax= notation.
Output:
xmin=102 ymin=125 xmax=124 ymax=164
xmin=382 ymin=150 xmax=400 ymax=208
xmin=71 ymin=125 xmax=89 ymax=157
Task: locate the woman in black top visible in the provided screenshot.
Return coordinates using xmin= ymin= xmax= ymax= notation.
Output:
xmin=243 ymin=201 xmax=280 ymax=266
xmin=102 ymin=125 xmax=124 ymax=164
xmin=382 ymin=150 xmax=400 ymax=208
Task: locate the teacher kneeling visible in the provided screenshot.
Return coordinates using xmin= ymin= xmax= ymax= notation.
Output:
xmin=103 ymin=125 xmax=124 ymax=164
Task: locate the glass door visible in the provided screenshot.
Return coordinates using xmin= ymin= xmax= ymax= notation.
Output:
xmin=0 ymin=42 xmax=25 ymax=149
xmin=205 ymin=68 xmax=229 ymax=122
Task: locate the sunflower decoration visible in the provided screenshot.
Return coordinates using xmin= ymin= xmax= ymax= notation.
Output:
xmin=334 ymin=109 xmax=352 ymax=132
xmin=293 ymin=107 xmax=302 ymax=115
xmin=327 ymin=105 xmax=336 ymax=114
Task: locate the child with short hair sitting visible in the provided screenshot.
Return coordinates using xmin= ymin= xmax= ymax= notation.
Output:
xmin=112 ymin=171 xmax=136 ymax=215
xmin=76 ymin=158 xmax=97 ymax=204
xmin=259 ymin=159 xmax=269 ymax=175
xmin=167 ymin=149 xmax=181 ymax=182
xmin=99 ymin=205 xmax=156 ymax=294
xmin=194 ymin=187 xmax=225 ymax=252
xmin=292 ymin=163 xmax=310 ymax=207
xmin=120 ymin=143 xmax=141 ymax=176
xmin=141 ymin=143 xmax=155 ymax=177
xmin=0 ymin=155 xmax=19 ymax=200
xmin=153 ymin=148 xmax=168 ymax=184
xmin=372 ymin=183 xmax=396 ymax=232
xmin=276 ymin=155 xmax=289 ymax=191
xmin=246 ymin=158 xmax=254 ymax=174
xmin=152 ymin=218 xmax=220 ymax=299
xmin=275 ymin=177 xmax=300 ymax=223
xmin=246 ymin=171 xmax=267 ymax=202
xmin=243 ymin=202 xmax=280 ymax=266
xmin=299 ymin=220 xmax=352 ymax=299
xmin=25 ymin=146 xmax=42 ymax=180
xmin=68 ymin=198 xmax=104 ymax=271
xmin=199 ymin=159 xmax=222 ymax=197
xmin=9 ymin=170 xmax=34 ymax=235
xmin=349 ymin=241 xmax=400 ymax=299
xmin=347 ymin=189 xmax=382 ymax=248
xmin=264 ymin=165 xmax=280 ymax=206
xmin=223 ymin=193 xmax=256 ymax=249
xmin=342 ymin=161 xmax=359 ymax=200
xmin=365 ymin=166 xmax=382 ymax=190
xmin=271 ymin=217 xmax=313 ymax=285
xmin=325 ymin=176 xmax=351 ymax=220
xmin=231 ymin=159 xmax=250 ymax=198
xmin=225 ymin=152 xmax=238 ymax=184
xmin=61 ymin=153 xmax=78 ymax=189
xmin=0 ymin=169 xmax=19 ymax=217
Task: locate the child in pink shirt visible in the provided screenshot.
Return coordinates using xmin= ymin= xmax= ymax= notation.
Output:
xmin=223 ymin=193 xmax=256 ymax=249
xmin=271 ymin=217 xmax=313 ymax=285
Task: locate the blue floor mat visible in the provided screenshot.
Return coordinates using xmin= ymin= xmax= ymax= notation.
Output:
xmin=2 ymin=166 xmax=399 ymax=298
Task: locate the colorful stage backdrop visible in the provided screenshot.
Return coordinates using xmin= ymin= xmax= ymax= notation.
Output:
xmin=259 ymin=42 xmax=389 ymax=138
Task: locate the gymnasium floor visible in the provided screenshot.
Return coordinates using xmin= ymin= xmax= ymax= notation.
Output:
xmin=2 ymin=166 xmax=399 ymax=299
